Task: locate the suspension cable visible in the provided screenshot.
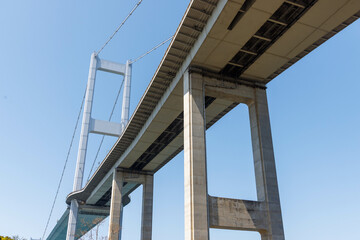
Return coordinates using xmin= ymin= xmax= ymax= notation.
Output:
xmin=96 ymin=0 xmax=143 ymax=56
xmin=42 ymin=87 xmax=87 ymax=240
xmin=87 ymin=77 xmax=125 ymax=182
xmin=131 ymin=36 xmax=173 ymax=63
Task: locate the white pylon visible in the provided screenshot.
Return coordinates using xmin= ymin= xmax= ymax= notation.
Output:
xmin=66 ymin=52 xmax=131 ymax=240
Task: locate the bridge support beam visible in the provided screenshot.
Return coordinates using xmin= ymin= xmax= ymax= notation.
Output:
xmin=183 ymin=68 xmax=285 ymax=240
xmin=108 ymin=169 xmax=154 ymax=240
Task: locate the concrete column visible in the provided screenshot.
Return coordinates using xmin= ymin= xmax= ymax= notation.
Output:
xmin=183 ymin=70 xmax=209 ymax=240
xmin=141 ymin=174 xmax=154 ymax=240
xmin=108 ymin=170 xmax=124 ymax=240
xmin=248 ymin=88 xmax=285 ymax=240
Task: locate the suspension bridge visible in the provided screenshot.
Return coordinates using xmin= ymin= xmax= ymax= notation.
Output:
xmin=42 ymin=0 xmax=360 ymax=239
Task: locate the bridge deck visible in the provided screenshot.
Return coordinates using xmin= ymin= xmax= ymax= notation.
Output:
xmin=47 ymin=0 xmax=360 ymax=239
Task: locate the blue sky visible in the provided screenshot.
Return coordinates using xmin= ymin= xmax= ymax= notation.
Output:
xmin=0 ymin=1 xmax=359 ymax=239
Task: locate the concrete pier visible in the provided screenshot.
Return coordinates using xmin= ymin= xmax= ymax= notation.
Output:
xmin=141 ymin=174 xmax=154 ymax=240
xmin=108 ymin=170 xmax=124 ymax=240
xmin=183 ymin=70 xmax=209 ymax=240
xmin=249 ymin=88 xmax=285 ymax=240
xmin=107 ymin=169 xmax=154 ymax=240
xmin=182 ymin=69 xmax=285 ymax=240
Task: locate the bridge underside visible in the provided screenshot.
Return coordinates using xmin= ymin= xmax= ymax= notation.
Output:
xmin=46 ymin=206 xmax=108 ymax=240
xmin=47 ymin=0 xmax=360 ymax=239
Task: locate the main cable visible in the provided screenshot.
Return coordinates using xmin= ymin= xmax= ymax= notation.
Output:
xmin=97 ymin=0 xmax=143 ymax=56
xmin=87 ymin=77 xmax=125 ymax=182
xmin=42 ymin=87 xmax=87 ymax=240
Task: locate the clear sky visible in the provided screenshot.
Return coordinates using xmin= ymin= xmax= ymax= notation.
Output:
xmin=0 ymin=1 xmax=359 ymax=240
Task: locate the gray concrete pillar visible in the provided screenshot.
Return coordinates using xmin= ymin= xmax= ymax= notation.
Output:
xmin=248 ymin=88 xmax=285 ymax=240
xmin=183 ymin=70 xmax=209 ymax=240
xmin=108 ymin=170 xmax=124 ymax=240
xmin=141 ymin=174 xmax=154 ymax=240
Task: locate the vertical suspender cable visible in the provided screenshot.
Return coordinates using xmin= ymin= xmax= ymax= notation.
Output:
xmin=42 ymin=88 xmax=86 ymax=240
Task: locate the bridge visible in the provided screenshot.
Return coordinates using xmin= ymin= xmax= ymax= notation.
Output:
xmin=46 ymin=0 xmax=360 ymax=239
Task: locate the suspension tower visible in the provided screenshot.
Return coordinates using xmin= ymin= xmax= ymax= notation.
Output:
xmin=66 ymin=53 xmax=132 ymax=240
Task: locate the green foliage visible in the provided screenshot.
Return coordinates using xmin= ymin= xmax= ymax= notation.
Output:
xmin=0 ymin=236 xmax=27 ymax=240
xmin=0 ymin=236 xmax=14 ymax=240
